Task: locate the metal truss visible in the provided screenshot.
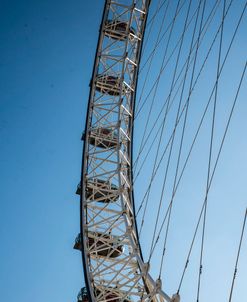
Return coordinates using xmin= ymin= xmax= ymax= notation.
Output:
xmin=77 ymin=1 xmax=180 ymax=302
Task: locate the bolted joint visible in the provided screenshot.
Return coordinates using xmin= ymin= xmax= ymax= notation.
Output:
xmin=122 ymin=210 xmax=127 ymax=215
xmin=155 ymin=278 xmax=162 ymax=291
xmin=126 ymin=225 xmax=132 ymax=234
xmin=133 ymin=245 xmax=139 ymax=254
xmin=142 ymin=262 xmax=150 ymax=275
xmin=171 ymin=293 xmax=180 ymax=302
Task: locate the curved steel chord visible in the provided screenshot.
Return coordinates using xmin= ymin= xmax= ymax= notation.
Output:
xmin=77 ymin=1 xmax=178 ymax=302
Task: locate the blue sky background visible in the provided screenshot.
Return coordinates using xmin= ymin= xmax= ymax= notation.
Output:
xmin=0 ymin=1 xmax=104 ymax=301
xmin=133 ymin=1 xmax=247 ymax=301
xmin=0 ymin=1 xmax=246 ymax=302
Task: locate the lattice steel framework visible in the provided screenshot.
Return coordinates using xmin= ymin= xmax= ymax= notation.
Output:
xmin=77 ymin=1 xmax=180 ymax=302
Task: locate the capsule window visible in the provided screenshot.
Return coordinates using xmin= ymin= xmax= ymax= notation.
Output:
xmin=105 ymin=20 xmax=136 ymax=41
xmin=95 ymin=74 xmax=122 ymax=96
xmin=83 ymin=127 xmax=118 ymax=149
xmin=88 ymin=232 xmax=124 ymax=258
xmin=77 ymin=287 xmax=89 ymax=302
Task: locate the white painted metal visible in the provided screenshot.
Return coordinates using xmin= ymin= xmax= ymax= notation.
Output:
xmin=80 ymin=1 xmax=175 ymax=301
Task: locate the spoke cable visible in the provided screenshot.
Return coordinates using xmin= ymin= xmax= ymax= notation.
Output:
xmin=229 ymin=208 xmax=247 ymax=302
xmin=147 ymin=1 xmax=246 ymax=261
xmin=138 ymin=0 xmax=184 ymax=237
xmin=135 ymin=0 xmax=236 ymax=218
xmin=177 ymin=59 xmax=247 ymax=293
xmin=134 ymin=0 xmax=171 ymax=173
xmin=133 ymin=0 xmax=222 ymax=171
xmin=159 ymin=0 xmax=207 ymax=278
xmin=196 ymin=0 xmax=226 ymax=300
xmin=135 ymin=1 xmax=203 ymax=118
xmin=148 ymin=0 xmax=198 ymax=263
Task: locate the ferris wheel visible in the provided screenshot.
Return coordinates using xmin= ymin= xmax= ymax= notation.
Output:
xmin=74 ymin=0 xmax=247 ymax=301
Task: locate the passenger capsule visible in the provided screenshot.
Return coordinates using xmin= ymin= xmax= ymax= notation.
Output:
xmin=105 ymin=20 xmax=136 ymax=41
xmin=73 ymin=233 xmax=82 ymax=251
xmin=82 ymin=127 xmax=118 ymax=149
xmin=76 ymin=179 xmax=119 ymax=203
xmin=74 ymin=232 xmax=123 ymax=258
xmin=76 ymin=182 xmax=81 ymax=195
xmin=96 ymin=288 xmax=131 ymax=302
xmin=77 ymin=287 xmax=89 ymax=302
xmin=78 ymin=287 xmax=131 ymax=302
xmin=95 ymin=74 xmax=122 ymax=96
xmin=88 ymin=232 xmax=123 ymax=258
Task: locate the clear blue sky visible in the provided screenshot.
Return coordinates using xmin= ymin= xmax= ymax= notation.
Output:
xmin=0 ymin=1 xmax=246 ymax=302
xmin=0 ymin=1 xmax=104 ymax=301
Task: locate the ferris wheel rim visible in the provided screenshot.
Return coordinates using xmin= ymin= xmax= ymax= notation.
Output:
xmin=76 ymin=1 xmax=247 ymax=301
xmin=78 ymin=1 xmax=177 ymax=302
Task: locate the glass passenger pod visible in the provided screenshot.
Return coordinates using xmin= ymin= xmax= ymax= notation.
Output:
xmin=95 ymin=288 xmax=131 ymax=302
xmin=88 ymin=232 xmax=124 ymax=258
xmin=77 ymin=287 xmax=89 ymax=302
xmin=76 ymin=179 xmax=119 ymax=203
xmin=105 ymin=20 xmax=136 ymax=41
xmin=77 ymin=287 xmax=131 ymax=302
xmin=73 ymin=233 xmax=82 ymax=251
xmin=76 ymin=182 xmax=81 ymax=195
xmin=73 ymin=232 xmax=124 ymax=258
xmin=82 ymin=127 xmax=118 ymax=149
xmin=95 ymin=74 xmax=123 ymax=96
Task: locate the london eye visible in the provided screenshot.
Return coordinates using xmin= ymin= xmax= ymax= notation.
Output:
xmin=74 ymin=1 xmax=247 ymax=301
